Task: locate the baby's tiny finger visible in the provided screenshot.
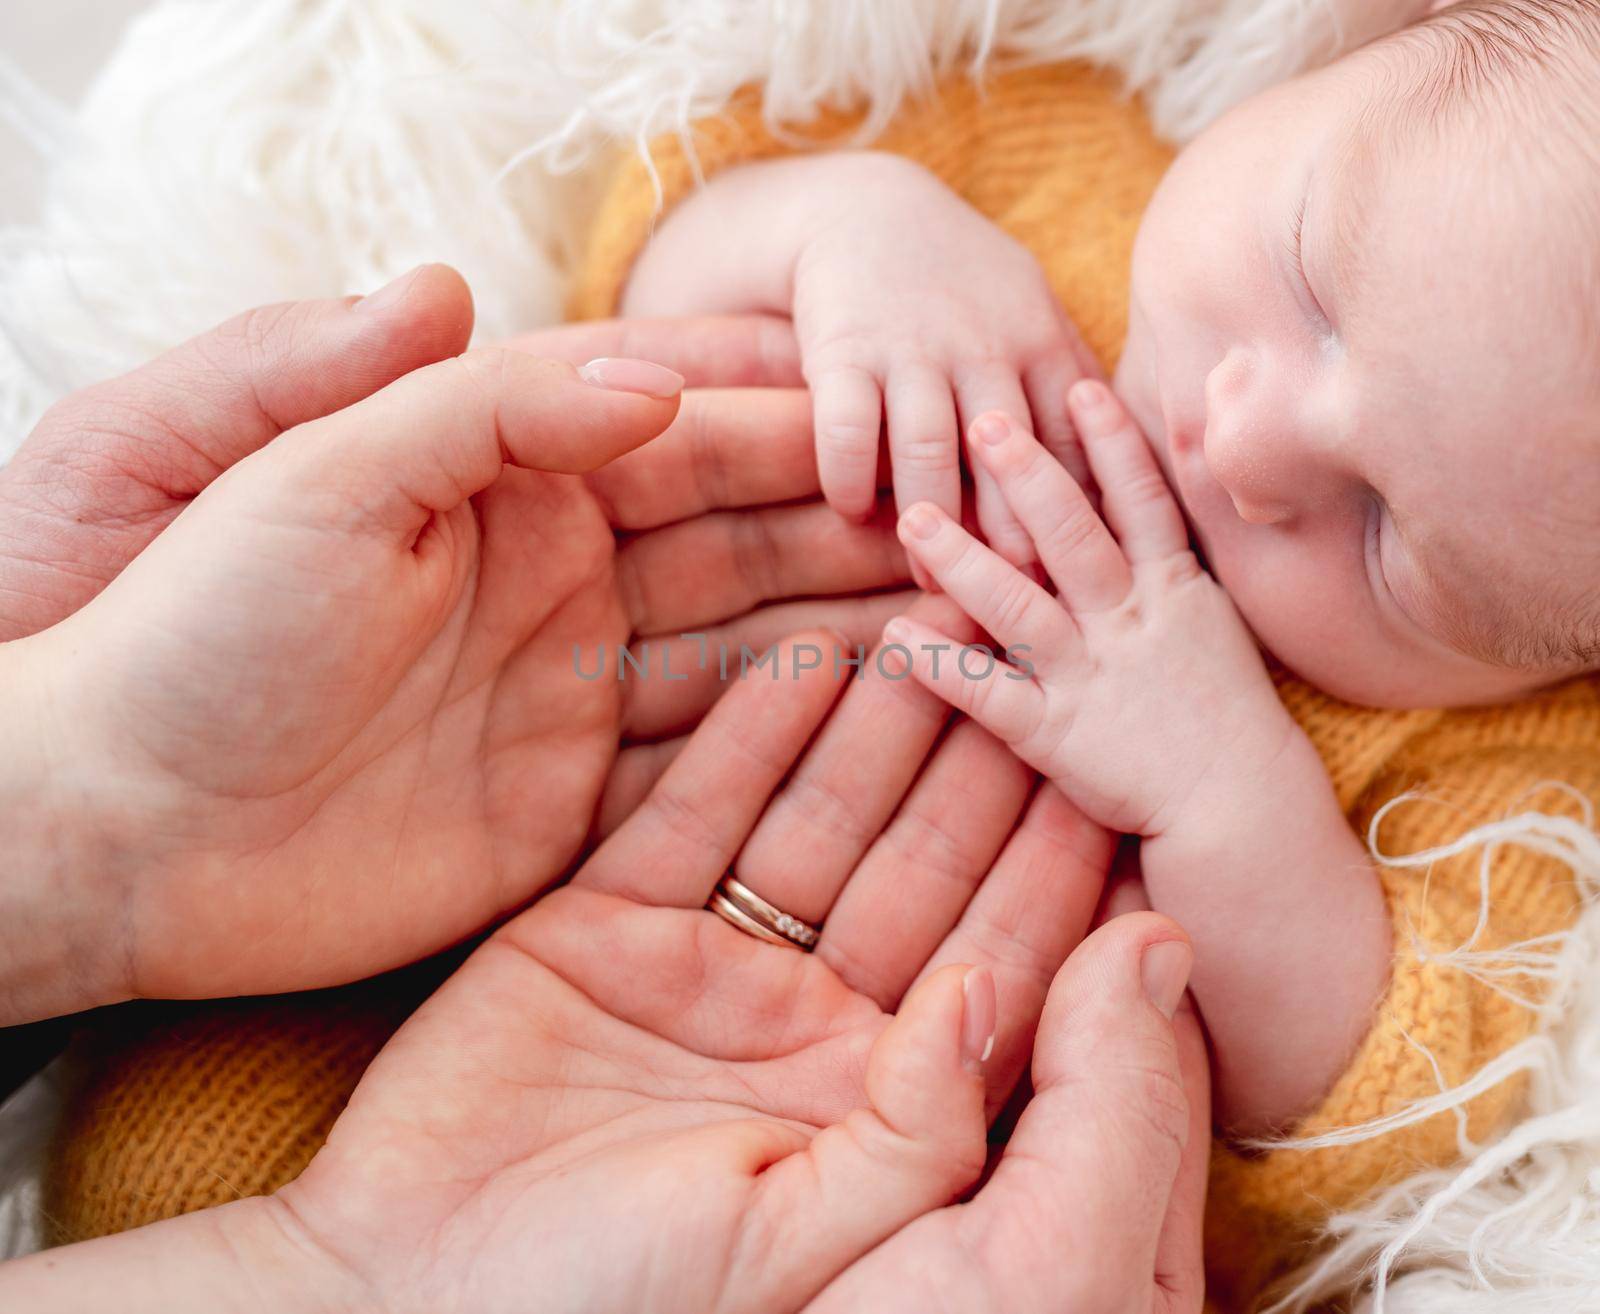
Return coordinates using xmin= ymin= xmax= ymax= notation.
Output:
xmin=971 ymin=466 xmax=1037 ymax=570
xmin=1023 ymin=353 xmax=1091 ymax=490
xmin=968 ymin=412 xmax=1132 ymax=613
xmin=894 ymin=500 xmax=1078 ymax=667
xmin=885 ymin=364 xmax=963 ymax=558
xmin=882 ymin=612 xmax=1045 ymax=750
xmin=812 ymin=365 xmax=884 ymax=521
xmin=954 ymin=370 xmax=1039 ymax=569
xmin=1067 ymin=380 xmax=1189 ymax=565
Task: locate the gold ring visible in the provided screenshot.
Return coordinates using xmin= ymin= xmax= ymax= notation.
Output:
xmin=707 ymin=873 xmax=821 ymax=951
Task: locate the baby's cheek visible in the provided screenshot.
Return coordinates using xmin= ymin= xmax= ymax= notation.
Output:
xmin=1210 ymin=536 xmax=1376 ymax=688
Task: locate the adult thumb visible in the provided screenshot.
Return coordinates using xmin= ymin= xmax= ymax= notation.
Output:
xmin=257 ymin=348 xmax=684 ymax=541
xmin=966 ymin=913 xmax=1208 ymax=1312
xmin=741 ymin=964 xmax=993 ymax=1309
xmin=0 ymin=264 xmax=474 ymax=640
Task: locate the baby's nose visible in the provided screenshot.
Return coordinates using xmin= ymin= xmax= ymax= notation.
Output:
xmin=1202 ymin=349 xmax=1296 ymax=526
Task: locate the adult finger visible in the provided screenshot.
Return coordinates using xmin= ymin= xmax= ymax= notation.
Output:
xmin=588 ymin=388 xmax=818 ymax=531
xmin=0 ymin=265 xmax=474 ymax=639
xmin=816 ymin=721 xmax=1033 ymax=1010
xmin=809 ymin=916 xmax=1206 ymax=1314
xmin=1154 ymin=998 xmax=1212 ymax=1314
xmin=740 ymin=964 xmax=992 ymax=1310
xmin=503 ymin=313 xmax=802 ymax=387
xmin=578 ymin=631 xmax=849 ymax=907
xmin=731 ymin=595 xmax=977 ymax=927
xmin=616 ymin=498 xmax=908 ymax=636
xmin=961 ymin=914 xmax=1204 ymax=1312
xmin=262 ymin=350 xmax=683 ymax=541
xmin=908 ymin=785 xmax=1115 ymax=1109
xmin=595 ymin=736 xmax=689 ymax=839
xmin=620 ymin=591 xmax=914 ymax=741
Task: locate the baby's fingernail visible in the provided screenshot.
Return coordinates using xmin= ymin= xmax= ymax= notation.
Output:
xmin=1140 ymin=940 xmax=1193 ymax=1020
xmin=900 ymin=504 xmax=940 ymax=541
xmin=356 ymin=265 xmax=425 ymax=314
xmin=960 ymin=967 xmax=997 ymax=1074
xmin=1069 ymin=379 xmax=1114 ymax=420
xmin=877 ymin=633 xmax=911 ymax=677
xmin=578 ymin=357 xmax=685 ymax=399
xmin=972 ymin=413 xmax=1010 ymax=446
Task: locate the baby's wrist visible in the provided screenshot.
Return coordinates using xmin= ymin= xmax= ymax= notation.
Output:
xmin=0 ymin=632 xmax=138 ymax=1021
xmin=1133 ymin=699 xmax=1308 ymax=845
xmin=1138 ymin=716 xmax=1392 ymax=1133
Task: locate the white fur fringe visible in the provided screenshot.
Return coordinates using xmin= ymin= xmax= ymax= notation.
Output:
xmin=0 ymin=0 xmax=1361 ymax=458
xmin=1266 ymin=794 xmax=1600 ymax=1313
xmin=5 ymin=5 xmax=1600 ymax=1312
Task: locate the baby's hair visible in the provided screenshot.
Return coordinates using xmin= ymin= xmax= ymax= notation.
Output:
xmin=1402 ymin=0 xmax=1600 ymax=101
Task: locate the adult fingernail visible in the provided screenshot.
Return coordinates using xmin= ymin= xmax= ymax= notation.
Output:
xmin=578 ymin=357 xmax=685 ymax=399
xmin=972 ymin=413 xmax=1010 ymax=446
xmin=960 ymin=967 xmax=997 ymax=1074
xmin=356 ymin=265 xmax=425 ymax=314
xmin=1140 ymin=940 xmax=1192 ymax=1020
xmin=900 ymin=504 xmax=940 ymax=541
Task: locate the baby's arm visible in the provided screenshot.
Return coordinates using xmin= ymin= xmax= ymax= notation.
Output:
xmin=624 ymin=152 xmax=1093 ymax=569
xmin=882 ymin=384 xmax=1392 ymax=1136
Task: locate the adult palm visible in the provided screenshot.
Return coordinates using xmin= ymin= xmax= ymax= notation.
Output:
xmin=275 ymin=641 xmax=1114 ymax=1313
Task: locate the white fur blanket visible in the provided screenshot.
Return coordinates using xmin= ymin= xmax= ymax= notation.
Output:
xmin=2 ymin=3 xmax=1599 ymax=1310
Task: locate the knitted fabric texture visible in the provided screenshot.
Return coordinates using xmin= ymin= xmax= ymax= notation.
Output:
xmin=45 ymin=959 xmax=450 ymax=1248
xmin=44 ymin=63 xmax=1600 ymax=1313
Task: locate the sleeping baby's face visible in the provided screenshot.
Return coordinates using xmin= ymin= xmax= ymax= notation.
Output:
xmin=1116 ymin=4 xmax=1600 ymax=708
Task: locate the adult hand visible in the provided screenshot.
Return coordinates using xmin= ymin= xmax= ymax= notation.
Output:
xmin=0 ymin=280 xmax=914 ymax=1022
xmin=0 ymin=628 xmax=1119 ymax=1312
xmin=812 ymin=915 xmax=1211 ymax=1314
xmin=0 ymin=269 xmax=825 ymax=651
xmin=0 ymin=265 xmax=475 ymax=642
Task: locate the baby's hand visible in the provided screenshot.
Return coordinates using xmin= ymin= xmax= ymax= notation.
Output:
xmin=887 ymin=383 xmax=1395 ymax=1133
xmin=790 ymin=155 xmax=1093 ymax=571
xmin=884 ymin=382 xmax=1296 ymax=840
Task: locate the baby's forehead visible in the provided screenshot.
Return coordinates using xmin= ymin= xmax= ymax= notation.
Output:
xmin=1320 ymin=73 xmax=1599 ymax=416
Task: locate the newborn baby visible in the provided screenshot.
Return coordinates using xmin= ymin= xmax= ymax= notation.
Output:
xmin=597 ymin=0 xmax=1600 ymax=1302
